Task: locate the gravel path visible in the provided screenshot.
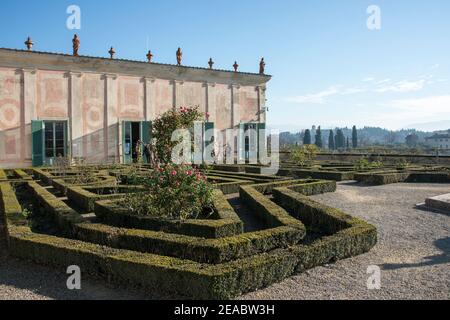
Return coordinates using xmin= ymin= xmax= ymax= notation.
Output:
xmin=0 ymin=182 xmax=449 ymax=300
xmin=240 ymin=182 xmax=450 ymax=300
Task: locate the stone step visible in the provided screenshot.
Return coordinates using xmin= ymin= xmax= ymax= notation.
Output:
xmin=424 ymin=193 xmax=450 ymax=214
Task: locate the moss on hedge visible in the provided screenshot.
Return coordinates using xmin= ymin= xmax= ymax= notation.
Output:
xmin=95 ymin=190 xmax=243 ymax=239
xmin=239 ymin=185 xmax=306 ymax=234
xmin=1 ymin=168 xmax=377 ymax=299
xmin=353 ymin=172 xmax=409 ymax=185
xmin=74 ymin=222 xmax=302 ymax=264
xmin=66 ymin=185 xmax=146 ymax=212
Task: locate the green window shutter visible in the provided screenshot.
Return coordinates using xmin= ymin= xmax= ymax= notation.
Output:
xmin=31 ymin=120 xmax=44 ymax=167
xmin=141 ymin=121 xmax=152 ymax=144
xmin=122 ymin=121 xmax=132 ymax=164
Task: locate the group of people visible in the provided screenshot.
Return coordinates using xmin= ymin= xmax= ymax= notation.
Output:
xmin=133 ymin=140 xmax=152 ymax=164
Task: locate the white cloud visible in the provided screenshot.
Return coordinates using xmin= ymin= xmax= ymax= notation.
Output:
xmin=390 ymin=95 xmax=450 ymax=114
xmin=285 ymin=74 xmax=439 ymax=105
xmin=375 ymin=79 xmax=426 ymax=93
xmin=285 ymin=86 xmax=339 ymax=104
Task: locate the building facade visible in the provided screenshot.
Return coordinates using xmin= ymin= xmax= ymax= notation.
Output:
xmin=425 ymin=131 xmax=450 ymax=151
xmin=0 ymin=48 xmax=270 ymax=168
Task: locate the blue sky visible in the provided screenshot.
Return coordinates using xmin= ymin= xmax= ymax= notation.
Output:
xmin=1 ymin=0 xmax=449 ymax=131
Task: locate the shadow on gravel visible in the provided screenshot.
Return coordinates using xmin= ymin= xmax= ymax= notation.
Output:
xmin=381 ymin=237 xmax=450 ymax=270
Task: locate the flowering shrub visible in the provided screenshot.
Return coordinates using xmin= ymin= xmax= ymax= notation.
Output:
xmin=151 ymin=106 xmax=204 ymax=164
xmin=122 ymin=163 xmax=214 ymax=220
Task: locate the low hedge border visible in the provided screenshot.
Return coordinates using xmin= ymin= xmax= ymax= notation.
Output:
xmin=272 ymin=187 xmax=377 ymax=236
xmin=407 ymin=172 xmax=450 ymax=183
xmin=209 ymin=175 xmax=253 ymax=195
xmin=354 ymin=172 xmax=410 ymax=185
xmin=2 ymin=179 xmax=377 ymax=299
xmin=66 ymin=185 xmax=146 ymax=212
xmin=7 ymin=181 xmax=302 ymax=264
xmin=247 ymin=179 xmax=336 ymax=196
xmin=13 ymin=169 xmax=33 ymax=181
xmin=73 ymin=223 xmax=302 ymax=264
xmin=208 ymin=170 xmax=284 ymax=183
xmin=94 ymin=189 xmax=244 ymax=239
xmin=239 ymin=185 xmax=306 ymax=234
xmin=278 ymin=168 xmax=354 ymax=181
xmin=27 ymin=181 xmax=85 ymax=236
xmin=0 ymin=170 xmax=8 ymax=181
xmin=51 ymin=176 xmax=118 ymax=195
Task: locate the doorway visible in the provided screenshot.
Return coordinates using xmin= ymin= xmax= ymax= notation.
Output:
xmin=43 ymin=121 xmax=67 ymax=165
xmin=122 ymin=121 xmax=142 ymax=164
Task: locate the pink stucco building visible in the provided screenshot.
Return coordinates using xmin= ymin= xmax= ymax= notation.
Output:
xmin=0 ymin=48 xmax=270 ymax=167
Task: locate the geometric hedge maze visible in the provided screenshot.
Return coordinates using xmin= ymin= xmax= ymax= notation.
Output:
xmin=0 ymin=166 xmax=377 ymax=299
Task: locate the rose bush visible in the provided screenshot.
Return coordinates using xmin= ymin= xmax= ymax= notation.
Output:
xmin=122 ymin=162 xmax=214 ymax=220
xmin=151 ymin=106 xmax=204 ymax=164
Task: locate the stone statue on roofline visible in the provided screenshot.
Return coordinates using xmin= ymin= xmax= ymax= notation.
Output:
xmin=176 ymin=47 xmax=182 ymax=65
xmin=259 ymin=58 xmax=265 ymax=74
xmin=72 ymin=34 xmax=80 ymax=56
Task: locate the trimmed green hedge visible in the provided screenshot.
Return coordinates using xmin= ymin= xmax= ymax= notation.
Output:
xmin=209 ymin=175 xmax=253 ymax=195
xmin=2 ymin=182 xmax=376 ymax=299
xmin=354 ymin=172 xmax=410 ymax=185
xmin=0 ymin=171 xmax=377 ymax=299
xmin=51 ymin=176 xmax=117 ymax=195
xmin=27 ymin=181 xmax=85 ymax=236
xmin=407 ymin=172 xmax=450 ymax=183
xmin=66 ymin=185 xmax=146 ymax=212
xmin=74 ymin=223 xmax=302 ymax=264
xmin=95 ymin=190 xmax=244 ymax=239
xmin=278 ymin=168 xmax=354 ymax=181
xmin=0 ymin=170 xmax=8 ymax=181
xmin=239 ymin=185 xmax=306 ymax=233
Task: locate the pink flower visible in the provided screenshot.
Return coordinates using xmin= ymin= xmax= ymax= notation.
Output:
xmin=186 ymin=170 xmax=193 ymax=176
xmin=171 ymin=170 xmax=177 ymax=176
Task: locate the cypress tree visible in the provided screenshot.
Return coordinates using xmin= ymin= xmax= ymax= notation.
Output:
xmin=303 ymin=129 xmax=311 ymax=145
xmin=328 ymin=130 xmax=335 ymax=150
xmin=352 ymin=125 xmax=358 ymax=148
xmin=315 ymin=126 xmax=323 ymax=148
xmin=336 ymin=129 xmax=345 ymax=149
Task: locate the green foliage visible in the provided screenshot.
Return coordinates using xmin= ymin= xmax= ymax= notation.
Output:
xmin=303 ymin=129 xmax=311 ymax=145
xmin=335 ymin=129 xmax=345 ymax=149
xmin=151 ymin=106 xmax=204 ymax=164
xmin=290 ymin=145 xmax=319 ymax=167
xmin=394 ymin=157 xmax=409 ymax=169
xmin=328 ymin=130 xmax=335 ymax=150
xmin=353 ymin=156 xmax=384 ymax=171
xmin=315 ymin=126 xmax=323 ymax=148
xmin=121 ymin=163 xmax=214 ymax=220
xmin=352 ymin=126 xmax=358 ymax=148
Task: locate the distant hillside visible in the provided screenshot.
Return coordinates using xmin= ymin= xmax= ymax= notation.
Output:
xmin=405 ymin=120 xmax=450 ymax=132
xmin=280 ymin=126 xmax=437 ymax=147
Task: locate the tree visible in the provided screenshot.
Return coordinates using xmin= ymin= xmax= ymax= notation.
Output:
xmin=352 ymin=126 xmax=358 ymax=148
xmin=328 ymin=130 xmax=335 ymax=150
xmin=346 ymin=137 xmax=350 ymax=150
xmin=335 ymin=129 xmax=345 ymax=149
xmin=405 ymin=133 xmax=419 ymax=148
xmin=290 ymin=144 xmax=319 ymax=167
xmin=303 ymin=129 xmax=311 ymax=145
xmin=315 ymin=126 xmax=323 ymax=148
